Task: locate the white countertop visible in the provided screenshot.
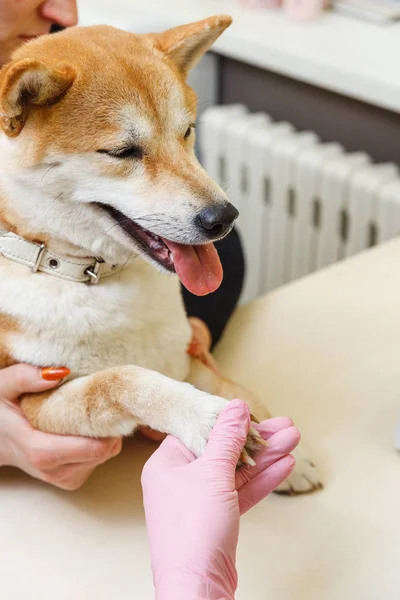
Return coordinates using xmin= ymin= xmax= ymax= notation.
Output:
xmin=3 ymin=239 xmax=400 ymax=599
xmin=78 ymin=0 xmax=400 ymax=114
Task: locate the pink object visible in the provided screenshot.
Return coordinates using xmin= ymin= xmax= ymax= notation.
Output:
xmin=141 ymin=400 xmax=299 ymax=599
xmin=283 ymin=0 xmax=327 ymax=20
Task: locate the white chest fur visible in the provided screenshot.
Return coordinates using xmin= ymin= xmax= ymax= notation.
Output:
xmin=0 ymin=257 xmax=192 ymax=382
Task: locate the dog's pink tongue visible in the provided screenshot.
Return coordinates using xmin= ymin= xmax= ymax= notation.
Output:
xmin=163 ymin=240 xmax=223 ymax=296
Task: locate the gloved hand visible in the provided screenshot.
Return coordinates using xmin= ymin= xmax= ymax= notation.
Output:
xmin=142 ymin=400 xmax=300 ymax=600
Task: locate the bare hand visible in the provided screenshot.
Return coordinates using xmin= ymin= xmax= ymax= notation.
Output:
xmin=0 ymin=364 xmax=122 ymax=490
xmin=187 ymin=316 xmax=220 ymax=375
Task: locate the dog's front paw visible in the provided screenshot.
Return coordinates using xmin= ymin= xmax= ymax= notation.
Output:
xmin=275 ymin=441 xmax=323 ymax=495
xmin=178 ymin=395 xmax=228 ymax=458
xmin=178 ymin=397 xmax=266 ymax=465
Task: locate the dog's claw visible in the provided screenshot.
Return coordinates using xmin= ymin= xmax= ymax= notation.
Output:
xmin=250 ymin=413 xmax=260 ymax=424
xmin=237 ymin=425 xmax=266 ymax=468
xmin=239 ymin=448 xmax=256 ymax=467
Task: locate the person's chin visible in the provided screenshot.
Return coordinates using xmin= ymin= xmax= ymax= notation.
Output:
xmin=17 ymin=31 xmax=49 ymax=42
xmin=0 ymin=39 xmax=20 ymax=65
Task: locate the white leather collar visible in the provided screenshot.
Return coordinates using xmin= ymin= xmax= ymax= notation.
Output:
xmin=0 ymin=230 xmax=123 ymax=284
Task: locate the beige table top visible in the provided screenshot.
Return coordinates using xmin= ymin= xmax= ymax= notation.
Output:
xmin=1 ymin=240 xmax=400 ymax=600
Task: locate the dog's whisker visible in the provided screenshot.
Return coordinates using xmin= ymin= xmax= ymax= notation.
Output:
xmin=40 ymin=163 xmax=58 ymax=185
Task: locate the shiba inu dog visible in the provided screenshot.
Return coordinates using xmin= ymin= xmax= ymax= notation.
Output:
xmin=0 ymin=16 xmax=321 ymax=492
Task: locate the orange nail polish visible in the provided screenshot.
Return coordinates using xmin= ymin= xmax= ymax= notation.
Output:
xmin=41 ymin=367 xmax=71 ymax=381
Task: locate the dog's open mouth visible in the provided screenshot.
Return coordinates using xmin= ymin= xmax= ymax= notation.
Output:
xmin=97 ymin=203 xmax=223 ymax=296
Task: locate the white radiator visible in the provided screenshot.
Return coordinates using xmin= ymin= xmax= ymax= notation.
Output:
xmin=199 ymin=104 xmax=400 ymax=303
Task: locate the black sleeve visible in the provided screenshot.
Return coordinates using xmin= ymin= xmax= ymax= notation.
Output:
xmin=181 ymin=227 xmax=245 ymax=349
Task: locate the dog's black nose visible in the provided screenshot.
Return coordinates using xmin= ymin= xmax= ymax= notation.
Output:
xmin=196 ymin=203 xmax=239 ymax=238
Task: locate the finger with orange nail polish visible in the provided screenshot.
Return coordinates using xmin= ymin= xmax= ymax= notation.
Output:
xmin=41 ymin=367 xmax=71 ymax=381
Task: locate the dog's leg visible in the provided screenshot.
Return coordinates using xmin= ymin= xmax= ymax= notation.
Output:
xmin=187 ymin=358 xmax=271 ymax=420
xmin=20 ymin=365 xmax=262 ymax=462
xmin=188 ymin=358 xmax=323 ymax=494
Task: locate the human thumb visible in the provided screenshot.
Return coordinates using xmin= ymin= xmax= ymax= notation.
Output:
xmin=203 ymin=400 xmax=250 ymax=467
xmin=1 ymin=364 xmax=70 ymax=402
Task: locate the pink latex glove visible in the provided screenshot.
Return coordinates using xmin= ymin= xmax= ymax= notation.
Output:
xmin=142 ymin=400 xmax=300 ymax=600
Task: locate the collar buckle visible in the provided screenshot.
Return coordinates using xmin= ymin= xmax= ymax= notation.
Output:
xmin=84 ymin=258 xmax=104 ymax=284
xmin=32 ymin=243 xmax=46 ymax=273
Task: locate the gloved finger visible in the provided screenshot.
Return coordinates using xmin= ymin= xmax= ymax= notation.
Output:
xmin=202 ymin=400 xmax=250 ymax=468
xmin=142 ymin=434 xmax=195 ymax=478
xmin=254 ymin=417 xmax=294 ymax=440
xmin=236 ymin=426 xmax=300 ymax=489
xmin=238 ymin=455 xmax=296 ymax=515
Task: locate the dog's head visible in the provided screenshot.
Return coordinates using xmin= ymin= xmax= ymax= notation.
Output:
xmin=0 ymin=17 xmax=236 ymax=295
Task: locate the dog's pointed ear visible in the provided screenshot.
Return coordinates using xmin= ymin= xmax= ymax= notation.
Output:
xmin=151 ymin=15 xmax=232 ymax=76
xmin=0 ymin=58 xmax=76 ymax=137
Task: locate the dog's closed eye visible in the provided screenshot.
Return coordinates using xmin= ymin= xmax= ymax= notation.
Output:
xmin=184 ymin=123 xmax=196 ymax=140
xmin=97 ymin=146 xmax=144 ymax=160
